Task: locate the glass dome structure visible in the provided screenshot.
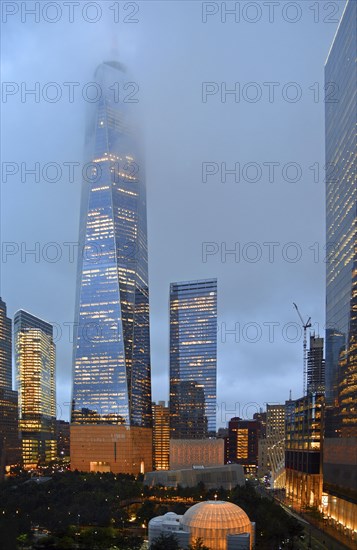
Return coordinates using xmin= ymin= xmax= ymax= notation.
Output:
xmin=181 ymin=500 xmax=253 ymax=550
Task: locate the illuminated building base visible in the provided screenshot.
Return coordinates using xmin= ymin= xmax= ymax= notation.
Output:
xmin=285 ymin=469 xmax=322 ymax=509
xmin=271 ymin=468 xmax=286 ymax=490
xmin=321 ymin=493 xmax=357 ymax=543
xmin=70 ymin=425 xmax=152 ymax=474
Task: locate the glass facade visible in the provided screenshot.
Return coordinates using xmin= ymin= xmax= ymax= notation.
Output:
xmin=285 ymin=394 xmax=324 ymax=509
xmin=169 ymin=279 xmax=217 ymax=439
xmin=325 ymin=0 xmax=356 ymax=422
xmin=71 ymin=61 xmax=151 ymax=430
xmin=14 ymin=310 xmax=56 ymax=467
xmin=0 ymin=299 xmax=21 ymax=467
xmin=324 ymin=0 xmax=357 ymax=523
xmin=285 ymin=394 xmax=324 ymax=458
xmin=307 ymin=335 xmax=325 ymax=394
xmin=0 ymin=387 xmax=20 ymax=467
xmin=0 ymin=298 xmax=12 ymax=390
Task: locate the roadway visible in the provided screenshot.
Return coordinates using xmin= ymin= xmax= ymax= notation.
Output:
xmin=253 ymin=483 xmax=352 ymax=550
xmin=297 ymin=521 xmax=350 ymax=550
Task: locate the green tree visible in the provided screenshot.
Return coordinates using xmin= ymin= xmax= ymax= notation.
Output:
xmin=188 ymin=537 xmax=211 ymax=550
xmin=110 ymin=532 xmax=143 ymax=550
xmin=229 ymin=483 xmax=303 ymax=549
xmin=136 ymin=500 xmax=157 ymax=523
xmin=172 ymin=502 xmax=187 ymax=515
xmin=149 ymin=532 xmax=180 ymax=550
xmin=156 ymin=504 xmax=169 ymax=516
xmin=16 ymin=533 xmax=31 ymax=548
xmin=56 ymin=536 xmax=76 ymax=549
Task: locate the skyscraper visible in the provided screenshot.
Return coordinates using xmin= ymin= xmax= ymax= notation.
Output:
xmin=0 ymin=389 xmax=20 ymax=473
xmin=0 ymin=298 xmax=20 ymax=473
xmin=55 ymin=420 xmax=70 ymax=460
xmin=152 ymin=401 xmax=170 ymax=470
xmin=324 ymin=0 xmax=356 ymax=538
xmin=169 ymin=279 xmax=217 ymax=439
xmin=0 ymin=298 xmax=12 ymax=390
xmin=226 ymin=417 xmax=264 ymax=474
xmin=285 ymin=393 xmax=324 ymax=510
xmin=306 ymin=335 xmax=325 ymax=394
xmin=14 ymin=310 xmax=56 ymax=468
xmin=71 ymin=60 xmax=152 ymax=474
xmin=258 ymin=404 xmax=285 ymax=489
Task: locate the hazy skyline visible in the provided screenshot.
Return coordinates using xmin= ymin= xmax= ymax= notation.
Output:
xmin=1 ymin=1 xmax=346 ymax=424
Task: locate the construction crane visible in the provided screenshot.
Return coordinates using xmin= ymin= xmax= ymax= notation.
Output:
xmin=293 ymin=303 xmax=311 ymax=395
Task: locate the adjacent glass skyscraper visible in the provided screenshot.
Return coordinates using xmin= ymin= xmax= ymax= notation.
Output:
xmin=14 ymin=310 xmax=56 ymax=468
xmin=0 ymin=298 xmax=20 ymax=470
xmin=71 ymin=61 xmax=152 ymax=474
xmin=285 ymin=393 xmax=324 ymax=510
xmin=323 ymin=0 xmax=356 ymax=538
xmin=0 ymin=298 xmax=12 ymax=390
xmin=170 ymin=279 xmax=217 ymax=439
xmin=325 ymin=0 xmax=356 ymax=419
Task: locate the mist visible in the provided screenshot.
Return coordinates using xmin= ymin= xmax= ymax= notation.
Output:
xmin=1 ymin=1 xmax=342 ymax=424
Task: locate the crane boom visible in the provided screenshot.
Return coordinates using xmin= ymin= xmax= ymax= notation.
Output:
xmin=293 ymin=302 xmax=312 ymax=394
xmin=293 ymin=302 xmax=311 ymax=329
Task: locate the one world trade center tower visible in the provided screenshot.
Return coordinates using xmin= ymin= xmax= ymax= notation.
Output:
xmin=70 ymin=60 xmax=152 ymax=474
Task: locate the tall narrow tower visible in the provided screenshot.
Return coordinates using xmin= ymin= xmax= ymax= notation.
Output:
xmin=0 ymin=298 xmax=20 ymax=470
xmin=152 ymin=401 xmax=170 ymax=471
xmin=0 ymin=298 xmax=12 ymax=390
xmin=14 ymin=310 xmax=56 ymax=468
xmin=70 ymin=61 xmax=152 ymax=474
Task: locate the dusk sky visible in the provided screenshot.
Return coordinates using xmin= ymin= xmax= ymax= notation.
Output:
xmin=1 ymin=1 xmax=346 ymax=424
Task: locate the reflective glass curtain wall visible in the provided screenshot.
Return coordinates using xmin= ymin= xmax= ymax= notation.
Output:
xmin=14 ymin=310 xmax=56 ymax=467
xmin=71 ymin=61 xmax=152 ymax=431
xmin=325 ymin=0 xmax=356 ymax=429
xmin=0 ymin=298 xmax=12 ymax=390
xmin=324 ymin=0 xmax=357 ymax=526
xmin=170 ymin=279 xmax=217 ymax=439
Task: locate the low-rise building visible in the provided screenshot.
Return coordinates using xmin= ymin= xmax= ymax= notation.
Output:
xmin=144 ymin=463 xmax=245 ymax=490
xmin=170 ymin=438 xmax=224 ymax=470
xmin=149 ymin=500 xmax=255 ymax=550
